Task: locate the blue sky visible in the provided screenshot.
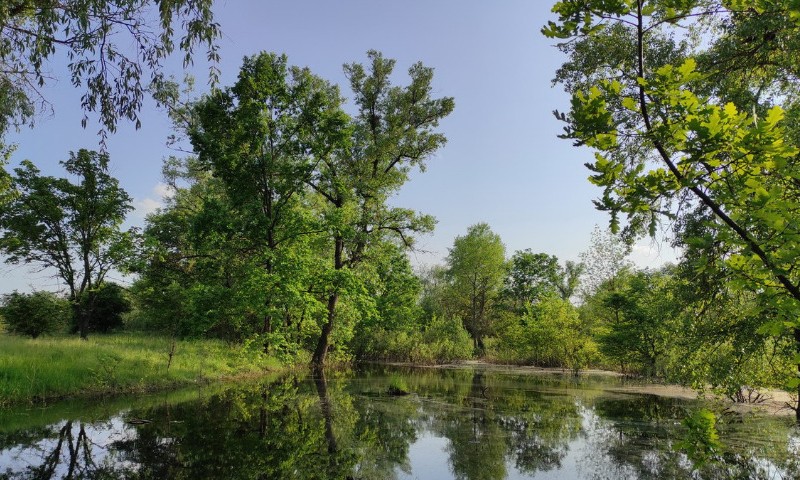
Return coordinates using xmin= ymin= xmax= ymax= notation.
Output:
xmin=1 ymin=0 xmax=677 ymax=292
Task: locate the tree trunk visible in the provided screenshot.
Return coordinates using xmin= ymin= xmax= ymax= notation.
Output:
xmin=262 ymin=313 xmax=272 ymax=354
xmin=262 ymin=249 xmax=275 ymax=354
xmin=73 ymin=302 xmax=89 ymax=340
xmin=312 ymin=237 xmax=344 ymax=367
xmin=795 ymin=327 xmax=800 ymax=423
xmin=312 ymin=293 xmax=338 ymax=366
xmin=475 ymin=335 xmax=485 ymax=357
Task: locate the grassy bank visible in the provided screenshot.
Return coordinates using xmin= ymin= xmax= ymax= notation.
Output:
xmin=0 ymin=333 xmax=285 ymax=406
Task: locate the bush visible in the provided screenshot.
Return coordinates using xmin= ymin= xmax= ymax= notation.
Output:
xmin=1 ymin=291 xmax=71 ymax=338
xmin=353 ymin=315 xmax=473 ymax=364
xmin=72 ymin=283 xmax=132 ymax=334
xmin=493 ymin=296 xmax=598 ymax=370
xmin=420 ymin=315 xmax=474 ymax=363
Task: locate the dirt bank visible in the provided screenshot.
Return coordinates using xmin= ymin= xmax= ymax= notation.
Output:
xmin=386 ymin=360 xmax=797 ymax=417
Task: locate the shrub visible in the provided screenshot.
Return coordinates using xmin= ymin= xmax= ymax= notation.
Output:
xmin=353 ymin=315 xmax=473 ymax=364
xmin=1 ymin=291 xmax=71 ymax=338
xmin=72 ymin=283 xmax=132 ymax=334
xmin=493 ymin=296 xmax=598 ymax=370
xmin=420 ymin=315 xmax=474 ymax=363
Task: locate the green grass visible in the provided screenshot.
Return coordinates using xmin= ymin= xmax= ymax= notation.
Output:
xmin=0 ymin=333 xmax=286 ymax=407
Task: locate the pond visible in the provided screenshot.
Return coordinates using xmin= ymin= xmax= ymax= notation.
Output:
xmin=0 ymin=365 xmax=798 ymax=479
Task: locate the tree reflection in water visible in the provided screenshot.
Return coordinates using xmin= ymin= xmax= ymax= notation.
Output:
xmin=1 ymin=367 xmax=798 ymax=479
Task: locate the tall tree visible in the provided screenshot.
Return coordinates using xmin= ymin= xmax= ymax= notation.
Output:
xmin=503 ymin=249 xmax=561 ymax=312
xmin=0 ymin=150 xmax=133 ymax=338
xmin=446 ymin=223 xmax=507 ymax=354
xmin=309 ymin=51 xmax=453 ymax=366
xmin=578 ymin=226 xmax=631 ymax=299
xmin=188 ymin=52 xmax=347 ymax=345
xmin=598 ymin=267 xmax=683 ymax=377
xmin=556 ymin=260 xmax=584 ymax=301
xmin=545 ymin=0 xmax=800 ymax=415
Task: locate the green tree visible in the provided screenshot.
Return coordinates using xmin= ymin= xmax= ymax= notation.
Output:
xmin=503 ymin=250 xmax=561 ymax=313
xmin=0 ymin=150 xmax=134 ymax=338
xmin=502 ymin=250 xmax=583 ymax=306
xmin=78 ymin=282 xmax=131 ymax=333
xmin=598 ymin=267 xmax=683 ymax=377
xmin=556 ymin=260 xmax=584 ymax=301
xmin=133 ymin=157 xmax=296 ymax=341
xmin=446 ymin=223 xmax=507 ymax=354
xmin=309 ymin=51 xmax=453 ymax=366
xmin=546 ymin=0 xmax=800 ymax=415
xmin=1 ymin=290 xmax=70 ymax=338
xmin=137 ymin=51 xmax=453 ymax=365
xmin=188 ymin=52 xmax=346 ymax=347
xmin=0 ymin=0 xmax=219 ymax=139
xmin=497 ymin=296 xmax=597 ymax=369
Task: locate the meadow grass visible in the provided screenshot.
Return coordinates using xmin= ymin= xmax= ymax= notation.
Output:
xmin=0 ymin=333 xmax=285 ymax=406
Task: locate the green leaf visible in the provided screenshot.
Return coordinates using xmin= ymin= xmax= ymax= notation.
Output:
xmin=765 ymin=106 xmax=785 ymax=125
xmin=622 ymin=97 xmax=638 ymax=111
xmin=756 ymin=321 xmax=785 ymax=336
xmin=678 ymin=58 xmax=697 ymax=78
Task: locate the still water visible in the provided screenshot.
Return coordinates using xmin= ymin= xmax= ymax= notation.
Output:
xmin=0 ymin=365 xmax=798 ymax=479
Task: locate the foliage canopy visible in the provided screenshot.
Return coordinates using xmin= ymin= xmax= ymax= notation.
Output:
xmin=0 ymin=0 xmax=220 ymax=138
xmin=0 ymin=150 xmax=134 ymax=338
xmin=546 ymin=0 xmax=800 ymax=409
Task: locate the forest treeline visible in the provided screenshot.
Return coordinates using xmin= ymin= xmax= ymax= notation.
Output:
xmin=0 ymin=129 xmax=793 ymax=407
xmin=2 ymin=0 xmax=800 ymax=417
xmin=0 ymin=51 xmax=796 ymax=405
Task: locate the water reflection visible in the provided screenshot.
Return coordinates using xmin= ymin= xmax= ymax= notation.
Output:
xmin=1 ymin=366 xmax=798 ymax=479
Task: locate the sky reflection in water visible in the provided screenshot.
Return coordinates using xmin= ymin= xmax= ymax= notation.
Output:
xmin=1 ymin=366 xmax=798 ymax=479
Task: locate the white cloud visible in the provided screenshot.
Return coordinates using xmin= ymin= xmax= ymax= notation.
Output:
xmin=629 ymin=241 xmax=681 ymax=269
xmin=134 ymin=197 xmax=162 ymax=217
xmin=153 ymin=182 xmax=175 ymax=199
xmin=131 ymin=183 xmax=173 ymax=219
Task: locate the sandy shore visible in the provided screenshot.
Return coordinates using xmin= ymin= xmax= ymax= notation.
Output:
xmin=606 ymin=384 xmax=797 ymax=416
xmin=386 ymin=360 xmax=798 ymax=417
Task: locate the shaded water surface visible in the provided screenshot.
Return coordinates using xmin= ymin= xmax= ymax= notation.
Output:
xmin=1 ymin=365 xmax=798 ymax=479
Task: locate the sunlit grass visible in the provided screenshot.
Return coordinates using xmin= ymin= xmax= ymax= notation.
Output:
xmin=0 ymin=333 xmax=284 ymax=406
